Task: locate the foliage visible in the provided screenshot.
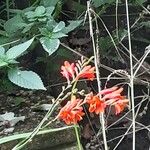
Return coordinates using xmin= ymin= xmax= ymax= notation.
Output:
xmin=0 ymin=1 xmax=82 ymax=90
xmin=0 ymin=38 xmax=46 ymax=90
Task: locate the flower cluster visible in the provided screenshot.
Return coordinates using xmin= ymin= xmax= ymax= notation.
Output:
xmin=58 ymin=95 xmax=85 ymax=125
xmin=58 ymin=60 xmax=129 ymax=125
xmin=61 ymin=60 xmax=95 ymax=84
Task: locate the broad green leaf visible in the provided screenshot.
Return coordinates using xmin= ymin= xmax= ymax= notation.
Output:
xmin=8 ymin=68 xmax=46 ymax=90
xmin=62 ymin=20 xmax=83 ymax=34
xmin=35 ymin=6 xmax=46 ymax=16
xmin=0 ymin=47 xmax=5 ymax=56
xmin=53 ymin=21 xmax=65 ymax=33
xmin=51 ymin=32 xmax=67 ymax=39
xmin=45 ymin=7 xmax=55 ymax=16
xmin=0 ymin=60 xmax=8 ymax=67
xmin=25 ymin=11 xmax=35 ymax=19
xmin=39 ymin=28 xmax=50 ymax=37
xmin=4 ymin=15 xmax=27 ymax=34
xmin=40 ymin=37 xmax=60 ymax=55
xmin=47 ymin=20 xmax=57 ymax=31
xmin=0 ymin=55 xmax=9 ymax=67
xmin=6 ymin=38 xmax=34 ymax=59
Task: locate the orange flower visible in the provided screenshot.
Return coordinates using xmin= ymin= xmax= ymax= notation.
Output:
xmin=85 ymin=87 xmax=129 ymax=115
xmin=58 ymin=96 xmax=85 ymax=125
xmin=61 ymin=61 xmax=75 ymax=83
xmin=113 ymin=99 xmax=129 ymax=115
xmin=85 ymin=92 xmax=106 ymax=114
xmin=76 ymin=65 xmax=95 ymax=81
xmin=101 ymin=87 xmax=129 ymax=115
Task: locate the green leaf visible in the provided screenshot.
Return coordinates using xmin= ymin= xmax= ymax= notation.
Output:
xmin=51 ymin=32 xmax=67 ymax=39
xmin=4 ymin=15 xmax=27 ymax=34
xmin=45 ymin=7 xmax=55 ymax=16
xmin=8 ymin=68 xmax=46 ymax=90
xmin=0 ymin=54 xmax=9 ymax=67
xmin=0 ymin=47 xmax=5 ymax=56
xmin=35 ymin=6 xmax=46 ymax=16
xmin=53 ymin=21 xmax=65 ymax=32
xmin=62 ymin=20 xmax=83 ymax=34
xmin=0 ymin=126 xmax=74 ymax=145
xmin=40 ymin=37 xmax=60 ymax=55
xmin=25 ymin=11 xmax=35 ymax=19
xmin=39 ymin=28 xmax=50 ymax=36
xmin=0 ymin=60 xmax=8 ymax=67
xmin=6 ymin=38 xmax=34 ymax=59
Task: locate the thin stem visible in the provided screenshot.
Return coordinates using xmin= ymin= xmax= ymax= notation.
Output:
xmin=74 ymin=125 xmax=82 ymax=150
xmin=87 ymin=1 xmax=108 ymax=150
xmin=12 ymin=85 xmax=70 ymax=150
xmin=125 ymin=0 xmax=135 ymax=150
xmin=6 ymin=0 xmax=10 ymax=20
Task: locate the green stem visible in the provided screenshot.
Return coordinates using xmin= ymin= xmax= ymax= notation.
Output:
xmin=74 ymin=125 xmax=82 ymax=150
xmin=71 ymin=80 xmax=78 ymax=97
xmin=6 ymin=0 xmax=10 ymax=20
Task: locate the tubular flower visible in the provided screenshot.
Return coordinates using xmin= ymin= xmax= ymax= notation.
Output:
xmin=61 ymin=61 xmax=75 ymax=83
xmin=58 ymin=96 xmax=85 ymax=125
xmin=85 ymin=92 xmax=106 ymax=114
xmin=76 ymin=65 xmax=95 ymax=81
xmin=101 ymin=87 xmax=129 ymax=115
xmin=85 ymin=87 xmax=129 ymax=115
xmin=114 ymin=99 xmax=129 ymax=115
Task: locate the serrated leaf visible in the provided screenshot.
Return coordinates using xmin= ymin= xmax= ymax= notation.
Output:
xmin=53 ymin=21 xmax=65 ymax=32
xmin=62 ymin=20 xmax=82 ymax=34
xmin=6 ymin=38 xmax=34 ymax=59
xmin=40 ymin=37 xmax=60 ymax=55
xmin=8 ymin=68 xmax=46 ymax=90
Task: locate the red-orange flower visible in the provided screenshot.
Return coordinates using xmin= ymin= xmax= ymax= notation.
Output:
xmin=101 ymin=87 xmax=129 ymax=115
xmin=76 ymin=65 xmax=95 ymax=81
xmin=61 ymin=61 xmax=75 ymax=82
xmin=58 ymin=96 xmax=85 ymax=125
xmin=85 ymin=87 xmax=129 ymax=115
xmin=85 ymin=92 xmax=106 ymax=114
xmin=110 ymin=98 xmax=129 ymax=115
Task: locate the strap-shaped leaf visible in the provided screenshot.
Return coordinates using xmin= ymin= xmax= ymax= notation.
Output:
xmin=6 ymin=38 xmax=34 ymax=59
xmin=8 ymin=68 xmax=46 ymax=90
xmin=40 ymin=37 xmax=60 ymax=55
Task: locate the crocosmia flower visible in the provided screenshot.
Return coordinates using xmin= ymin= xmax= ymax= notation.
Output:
xmin=113 ymin=99 xmax=129 ymax=115
xmin=61 ymin=59 xmax=95 ymax=83
xmin=76 ymin=65 xmax=95 ymax=81
xmin=85 ymin=86 xmax=129 ymax=115
xmin=58 ymin=96 xmax=85 ymax=125
xmin=85 ymin=92 xmax=106 ymax=114
xmin=61 ymin=61 xmax=75 ymax=83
